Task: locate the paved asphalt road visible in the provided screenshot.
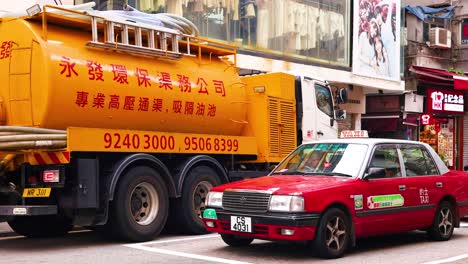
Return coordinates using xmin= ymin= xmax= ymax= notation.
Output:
xmin=1 ymin=222 xmax=468 ymax=264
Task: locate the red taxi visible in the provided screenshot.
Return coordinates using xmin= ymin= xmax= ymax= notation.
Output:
xmin=202 ymin=138 xmax=468 ymax=258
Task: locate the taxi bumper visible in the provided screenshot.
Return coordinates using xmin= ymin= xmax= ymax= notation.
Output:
xmin=202 ymin=209 xmax=319 ymax=241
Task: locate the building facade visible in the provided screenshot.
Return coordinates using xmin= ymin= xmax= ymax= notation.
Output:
xmin=405 ymin=0 xmax=468 ymax=170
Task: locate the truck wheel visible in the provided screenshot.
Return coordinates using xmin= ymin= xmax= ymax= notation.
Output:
xmin=108 ymin=166 xmax=169 ymax=242
xmin=177 ymin=166 xmax=221 ymax=234
xmin=220 ymin=234 xmax=254 ymax=247
xmin=313 ymin=208 xmax=350 ymax=259
xmin=428 ymin=201 xmax=454 ymax=241
xmin=8 ymin=215 xmax=72 ymax=238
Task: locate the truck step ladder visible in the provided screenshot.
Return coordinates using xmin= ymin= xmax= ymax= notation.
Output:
xmin=86 ymin=15 xmax=194 ymax=60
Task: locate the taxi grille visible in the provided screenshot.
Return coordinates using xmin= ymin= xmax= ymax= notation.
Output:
xmin=222 ymin=191 xmax=271 ymax=213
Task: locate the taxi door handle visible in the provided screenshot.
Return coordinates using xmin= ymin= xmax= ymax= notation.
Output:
xmin=436 ymin=182 xmax=443 ymax=188
xmin=399 ymin=185 xmax=406 ymax=191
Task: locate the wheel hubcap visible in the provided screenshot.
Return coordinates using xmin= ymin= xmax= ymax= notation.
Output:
xmin=193 ymin=181 xmax=213 ymax=218
xmin=325 ymin=216 xmax=346 ymax=251
xmin=130 ymin=182 xmax=159 ymax=226
xmin=438 ymin=208 xmax=453 ymax=236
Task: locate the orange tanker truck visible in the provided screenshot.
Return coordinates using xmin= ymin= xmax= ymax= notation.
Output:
xmin=0 ymin=4 xmax=347 ymax=241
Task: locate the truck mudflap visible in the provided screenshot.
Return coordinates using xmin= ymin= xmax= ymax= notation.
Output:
xmin=0 ymin=205 xmax=57 ymax=216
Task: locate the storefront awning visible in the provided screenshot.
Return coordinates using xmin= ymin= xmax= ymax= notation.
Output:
xmin=410 ymin=66 xmax=468 ymax=90
xmin=405 ymin=6 xmax=456 ymax=21
xmin=403 ymin=114 xmax=420 ymax=127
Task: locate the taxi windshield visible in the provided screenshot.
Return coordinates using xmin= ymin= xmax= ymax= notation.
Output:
xmin=271 ymin=143 xmax=369 ymax=178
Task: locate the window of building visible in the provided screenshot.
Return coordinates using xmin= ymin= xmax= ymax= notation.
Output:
xmin=75 ymin=0 xmax=124 ymax=10
xmin=422 ymin=17 xmax=446 ymax=42
xmin=75 ymin=0 xmax=350 ymax=67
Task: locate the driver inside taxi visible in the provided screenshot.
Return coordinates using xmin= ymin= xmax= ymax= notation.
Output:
xmin=304 ymin=151 xmax=324 ymax=171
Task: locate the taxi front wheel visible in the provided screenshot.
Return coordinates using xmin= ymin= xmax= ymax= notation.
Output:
xmin=428 ymin=201 xmax=454 ymax=241
xmin=313 ymin=208 xmax=350 ymax=259
xmin=220 ymin=234 xmax=254 ymax=247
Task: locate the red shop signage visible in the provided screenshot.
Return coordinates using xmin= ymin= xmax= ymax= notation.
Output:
xmin=426 ymin=88 xmax=464 ymax=115
xmin=421 ymin=113 xmax=449 ymax=125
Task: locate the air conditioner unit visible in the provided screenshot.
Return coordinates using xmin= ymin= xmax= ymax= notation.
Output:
xmin=429 ymin=27 xmax=451 ymax=48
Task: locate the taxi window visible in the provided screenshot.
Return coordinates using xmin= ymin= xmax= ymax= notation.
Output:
xmin=369 ymin=145 xmax=401 ymax=179
xmin=272 ymin=143 xmax=368 ymax=177
xmin=401 ymin=146 xmax=439 ymax=176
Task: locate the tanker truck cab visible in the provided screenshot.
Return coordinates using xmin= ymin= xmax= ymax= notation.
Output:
xmin=296 ymin=76 xmax=347 ymax=143
xmin=0 ymin=4 xmax=346 ymax=242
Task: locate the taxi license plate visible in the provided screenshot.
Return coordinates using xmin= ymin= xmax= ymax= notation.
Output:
xmin=22 ymin=188 xmax=51 ymax=198
xmin=230 ymin=216 xmax=252 ymax=233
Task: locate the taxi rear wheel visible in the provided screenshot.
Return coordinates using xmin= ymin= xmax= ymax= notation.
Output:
xmin=428 ymin=201 xmax=454 ymax=241
xmin=220 ymin=234 xmax=254 ymax=247
xmin=313 ymin=208 xmax=350 ymax=259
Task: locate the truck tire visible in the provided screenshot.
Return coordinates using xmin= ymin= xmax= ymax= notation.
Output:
xmin=176 ymin=166 xmax=221 ymax=234
xmin=107 ymin=166 xmax=169 ymax=242
xmin=8 ymin=215 xmax=73 ymax=238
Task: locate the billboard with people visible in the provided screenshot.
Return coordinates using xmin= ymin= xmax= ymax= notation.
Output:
xmin=352 ymin=0 xmax=400 ymax=81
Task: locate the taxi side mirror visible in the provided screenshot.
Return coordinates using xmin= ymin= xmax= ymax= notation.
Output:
xmin=363 ymin=167 xmax=386 ymax=180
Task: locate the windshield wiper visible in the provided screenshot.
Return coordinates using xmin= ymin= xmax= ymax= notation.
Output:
xmin=272 ymin=171 xmax=326 ymax=175
xmin=320 ymin=172 xmax=353 ymax=177
xmin=271 ymin=171 xmax=306 ymax=175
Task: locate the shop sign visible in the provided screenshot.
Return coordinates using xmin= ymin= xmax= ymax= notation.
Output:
xmin=421 ymin=114 xmax=432 ymax=125
xmin=462 ymin=19 xmax=468 ymax=45
xmin=426 ymin=88 xmax=464 ymax=115
xmin=421 ymin=114 xmax=449 ymax=126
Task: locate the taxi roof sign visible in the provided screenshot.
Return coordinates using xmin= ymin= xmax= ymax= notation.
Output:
xmin=340 ymin=130 xmax=369 ymax=138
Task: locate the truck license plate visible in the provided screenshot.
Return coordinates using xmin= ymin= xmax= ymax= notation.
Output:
xmin=230 ymin=216 xmax=252 ymax=233
xmin=22 ymin=188 xmax=51 ymax=198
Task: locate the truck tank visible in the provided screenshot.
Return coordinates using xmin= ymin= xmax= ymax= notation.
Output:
xmin=0 ymin=16 xmax=247 ymax=136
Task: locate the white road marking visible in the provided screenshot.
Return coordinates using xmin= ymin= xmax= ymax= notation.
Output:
xmin=0 ymin=235 xmax=23 ymax=241
xmin=125 ymin=244 xmax=252 ymax=264
xmin=126 ymin=233 xmax=219 ymax=246
xmin=421 ymin=254 xmax=468 ymax=264
xmin=124 ymin=234 xmax=252 ymax=264
xmin=421 ymin=223 xmax=468 ymax=263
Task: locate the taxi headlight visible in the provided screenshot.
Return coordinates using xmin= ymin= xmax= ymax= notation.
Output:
xmin=206 ymin=191 xmax=223 ymax=208
xmin=269 ymin=195 xmax=304 ymax=212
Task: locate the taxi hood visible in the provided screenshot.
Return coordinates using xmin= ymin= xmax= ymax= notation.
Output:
xmin=212 ymin=175 xmax=354 ymax=195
